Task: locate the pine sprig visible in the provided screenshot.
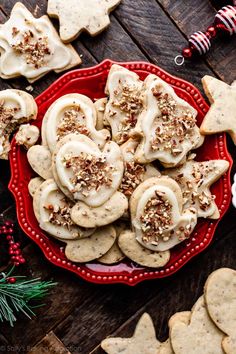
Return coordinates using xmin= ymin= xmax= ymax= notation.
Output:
xmin=0 ymin=268 xmax=57 ymax=326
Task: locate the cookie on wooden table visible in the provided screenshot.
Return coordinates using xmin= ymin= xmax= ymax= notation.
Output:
xmin=200 ymin=76 xmax=236 ymax=144
xmin=101 ymin=313 xmax=173 ymax=354
xmin=169 ymin=296 xmax=225 ymax=354
xmin=130 ymin=177 xmax=197 ymax=252
xmin=0 ymin=2 xmax=81 ymax=83
xmin=0 ymin=89 xmax=37 ymax=159
xmin=47 ymin=0 xmax=121 ymax=43
xmin=204 ymin=268 xmax=236 ymax=354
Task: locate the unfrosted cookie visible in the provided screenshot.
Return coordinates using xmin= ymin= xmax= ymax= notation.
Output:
xmin=101 ymin=313 xmax=173 ymax=354
xmin=118 ymin=230 xmax=170 ymax=268
xmin=130 ymin=177 xmax=197 ymax=252
xmin=200 ymin=76 xmax=236 ymax=144
xmin=70 ymin=191 xmax=128 ymax=228
xmin=169 ymin=295 xmax=224 ymax=354
xmin=42 ymin=94 xmax=110 ymax=151
xmin=27 ymin=145 xmax=53 ymax=180
xmin=47 ymin=0 xmax=121 ymax=43
xmin=65 ymin=225 xmax=116 ymax=262
xmin=52 ymin=133 xmax=124 ymax=207
xmin=98 ymin=222 xmax=126 ymax=264
xmin=28 ymin=176 xmax=44 ymax=197
xmin=15 ymin=124 xmax=39 ymax=149
xmin=166 ymin=160 xmax=229 ymax=219
xmin=204 ymin=268 xmax=236 ymax=354
xmin=0 ymin=89 xmax=37 ymax=159
xmin=134 ymin=74 xmax=203 ymax=167
xmin=0 ymin=3 xmax=81 ymax=82
xmin=104 ymin=64 xmax=144 ymax=144
xmin=33 ymin=179 xmax=93 ymax=240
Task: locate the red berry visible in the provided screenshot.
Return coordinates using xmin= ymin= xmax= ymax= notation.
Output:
xmin=12 ymin=244 xmax=18 ymax=250
xmin=19 ymin=258 xmax=25 ymax=264
xmin=6 ymin=235 xmax=13 ymax=241
xmin=9 ymin=240 xmax=14 ymax=245
xmin=7 ymin=277 xmax=16 ymax=284
xmin=15 ymin=250 xmax=21 ymax=255
xmin=14 ymin=262 xmax=20 ymax=266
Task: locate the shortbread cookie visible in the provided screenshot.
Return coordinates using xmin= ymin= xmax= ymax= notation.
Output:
xmin=169 ymin=296 xmax=224 ymax=354
xmin=101 ymin=313 xmax=173 ymax=354
xmin=200 ymin=76 xmax=236 ymax=144
xmin=65 ymin=225 xmax=116 ymax=262
xmin=52 ymin=133 xmax=124 ymax=207
xmin=27 ymin=145 xmax=53 ymax=180
xmin=120 ymin=138 xmax=160 ymax=198
xmin=166 ymin=160 xmax=229 ymax=219
xmin=130 ymin=177 xmax=197 ymax=252
xmin=104 ymin=64 xmax=144 ymax=144
xmin=15 ymin=124 xmax=39 ymax=149
xmin=98 ymin=222 xmax=126 ymax=264
xmin=42 ymin=94 xmax=110 ymax=151
xmin=71 ymin=191 xmax=128 ymax=228
xmin=33 ymin=179 xmax=93 ymax=240
xmin=28 ymin=176 xmax=44 ymax=197
xmin=118 ymin=230 xmax=170 ymax=268
xmin=0 ymin=89 xmax=37 ymax=159
xmin=47 ymin=0 xmax=121 ymax=43
xmin=204 ymin=268 xmax=236 ymax=354
xmin=134 ymin=74 xmax=203 ymax=167
xmin=0 ymin=3 xmax=81 ymax=82
xmin=94 ymin=97 xmax=109 ymax=130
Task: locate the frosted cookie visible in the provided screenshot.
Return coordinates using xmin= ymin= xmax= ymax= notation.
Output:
xmin=65 ymin=225 xmax=116 ymax=262
xmin=166 ymin=160 xmax=229 ymax=219
xmin=118 ymin=230 xmax=170 ymax=268
xmin=104 ymin=64 xmax=144 ymax=144
xmin=134 ymin=74 xmax=203 ymax=167
xmin=27 ymin=145 xmax=53 ymax=180
xmin=98 ymin=222 xmax=126 ymax=264
xmin=42 ymin=94 xmax=110 ymax=152
xmin=120 ymin=138 xmax=160 ymax=198
xmin=101 ymin=313 xmax=173 ymax=354
xmin=204 ymin=268 xmax=236 ymax=354
xmin=52 ymin=133 xmax=124 ymax=207
xmin=33 ymin=179 xmax=93 ymax=240
xmin=47 ymin=0 xmax=121 ymax=42
xmin=0 ymin=89 xmax=37 ymax=159
xmin=0 ymin=3 xmax=81 ymax=83
xmin=130 ymin=177 xmax=197 ymax=252
xmin=70 ymin=191 xmax=128 ymax=228
xmin=94 ymin=97 xmax=109 ymax=130
xmin=169 ymin=296 xmax=224 ymax=354
xmin=200 ymin=76 xmax=236 ymax=144
xmin=15 ymin=124 xmax=39 ymax=149
xmin=28 ymin=176 xmax=44 ymax=197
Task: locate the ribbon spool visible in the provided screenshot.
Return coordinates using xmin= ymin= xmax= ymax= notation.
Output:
xmin=175 ymin=5 xmax=236 ymax=65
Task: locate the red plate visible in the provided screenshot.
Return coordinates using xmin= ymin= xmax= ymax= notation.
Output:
xmin=9 ymin=60 xmax=232 ymax=285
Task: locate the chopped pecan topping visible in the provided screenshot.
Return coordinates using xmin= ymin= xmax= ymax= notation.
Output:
xmin=12 ymin=30 xmax=51 ymax=69
xmin=140 ymin=190 xmax=173 ymax=245
xmin=63 ymin=153 xmax=115 ymax=195
xmin=0 ymin=100 xmax=20 ymax=133
xmin=44 ymin=203 xmax=74 ymax=229
xmin=57 ymin=107 xmax=90 ymax=139
xmin=120 ymin=161 xmax=146 ymax=197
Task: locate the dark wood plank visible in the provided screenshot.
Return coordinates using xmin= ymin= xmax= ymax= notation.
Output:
xmin=28 ymin=331 xmax=71 ymax=354
xmin=157 ymin=0 xmax=236 ymax=83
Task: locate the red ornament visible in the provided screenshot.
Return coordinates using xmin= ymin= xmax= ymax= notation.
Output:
xmin=214 ymin=5 xmax=236 ymax=35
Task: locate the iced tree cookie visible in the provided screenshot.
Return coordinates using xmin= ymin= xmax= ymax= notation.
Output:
xmin=130 ymin=177 xmax=197 ymax=252
xmin=0 ymin=89 xmax=37 ymax=159
xmin=47 ymin=0 xmax=121 ymax=42
xmin=0 ymin=3 xmax=81 ymax=82
xmin=134 ymin=75 xmax=203 ymax=167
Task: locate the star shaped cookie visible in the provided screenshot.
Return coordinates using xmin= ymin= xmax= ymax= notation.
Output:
xmin=200 ymin=75 xmax=236 ymax=144
xmin=47 ymin=0 xmax=121 ymax=43
xmin=166 ymin=159 xmax=229 ymax=219
xmin=101 ymin=313 xmax=173 ymax=354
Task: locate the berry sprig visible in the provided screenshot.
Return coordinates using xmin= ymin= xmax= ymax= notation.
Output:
xmin=0 ymin=221 xmax=25 ymax=267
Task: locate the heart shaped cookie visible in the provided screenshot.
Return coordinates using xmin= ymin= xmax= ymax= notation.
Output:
xmin=52 ymin=133 xmax=124 ymax=207
xmin=130 ymin=177 xmax=197 ymax=251
xmin=27 ymin=145 xmax=53 ymax=180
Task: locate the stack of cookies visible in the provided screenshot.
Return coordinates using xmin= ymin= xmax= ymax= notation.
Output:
xmin=101 ymin=267 xmax=236 ymax=354
xmin=26 ymin=64 xmax=229 ymax=267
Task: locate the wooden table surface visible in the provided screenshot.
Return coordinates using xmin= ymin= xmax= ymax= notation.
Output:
xmin=0 ymin=1 xmax=236 ymax=353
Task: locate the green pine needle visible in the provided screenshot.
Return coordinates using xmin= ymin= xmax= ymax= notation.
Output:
xmin=0 ymin=268 xmax=57 ymax=326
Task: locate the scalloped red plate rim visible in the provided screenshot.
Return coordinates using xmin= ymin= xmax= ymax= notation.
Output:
xmin=8 ymin=59 xmax=233 ymax=286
